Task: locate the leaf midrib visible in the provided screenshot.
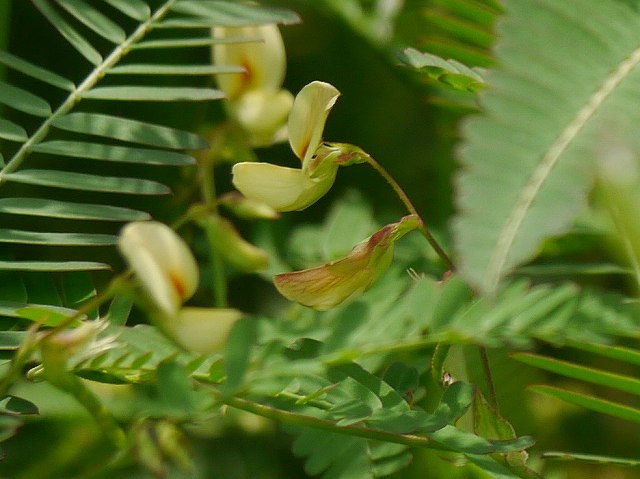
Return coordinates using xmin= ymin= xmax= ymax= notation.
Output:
xmin=485 ymin=43 xmax=640 ymax=293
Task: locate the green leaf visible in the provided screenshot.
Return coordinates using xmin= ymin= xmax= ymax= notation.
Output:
xmin=542 ymin=451 xmax=640 ymax=467
xmin=2 ymin=395 xmax=39 ymax=416
xmin=454 ymin=0 xmax=640 ymax=294
xmin=0 ymin=81 xmax=51 ymax=117
xmin=0 ymin=229 xmax=116 ymax=246
xmin=5 ymin=169 xmax=171 ymax=195
xmin=0 ymin=118 xmax=28 ymax=142
xmin=169 ymin=1 xmax=300 ymax=26
xmin=529 ymin=385 xmax=640 ymax=424
xmin=422 ymin=0 xmax=500 ymax=67
xmin=465 ymin=454 xmax=523 ymax=479
xmin=513 ymin=352 xmax=640 ymax=396
xmin=516 ymin=263 xmax=632 ymax=277
xmin=108 ymin=64 xmax=244 ymax=75
xmin=106 ymin=295 xmax=133 ymax=326
xmin=133 ymin=36 xmax=260 ymax=49
xmin=0 ymin=261 xmax=109 ymax=272
xmin=382 ymin=362 xmax=419 ymax=398
xmin=0 ymin=300 xmax=71 ymax=321
xmin=52 ymin=112 xmax=208 ymax=149
xmin=32 ymin=0 xmax=102 ymax=65
xmin=16 ymin=305 xmax=83 ymax=327
xmin=428 ymin=275 xmax=472 ymax=332
xmin=564 ymin=341 xmax=640 ymax=367
xmin=0 ymin=198 xmax=150 ymax=221
xmin=102 ymin=0 xmax=150 ymax=21
xmin=435 ymin=381 xmax=475 ymax=424
xmin=55 ymin=0 xmax=126 ymax=44
xmin=80 ymin=86 xmax=225 ymax=101
xmin=222 ymin=318 xmax=256 ymax=395
xmin=33 ymin=141 xmax=196 ymax=166
xmin=398 ymin=48 xmax=485 ymax=92
xmin=292 ymin=432 xmax=371 ymax=478
xmin=156 ymin=361 xmax=196 ymax=415
xmin=0 ymin=51 xmax=74 ymax=91
xmin=430 ymin=425 xmax=494 ymax=454
xmin=0 ymin=331 xmax=28 ymax=350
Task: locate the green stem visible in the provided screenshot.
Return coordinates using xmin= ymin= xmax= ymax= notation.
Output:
xmin=199 ymin=150 xmax=228 ymax=308
xmin=364 ymin=156 xmax=454 ymax=271
xmin=222 ymin=395 xmax=447 ymax=450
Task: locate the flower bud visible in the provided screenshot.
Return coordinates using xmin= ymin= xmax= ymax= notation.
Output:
xmin=118 ymin=222 xmax=199 ymax=317
xmin=274 ymin=215 xmax=420 ymax=310
xmin=204 ymin=215 xmax=269 ymax=272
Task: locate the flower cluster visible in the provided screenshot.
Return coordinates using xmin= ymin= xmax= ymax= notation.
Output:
xmin=116 ymin=22 xmax=421 ymax=330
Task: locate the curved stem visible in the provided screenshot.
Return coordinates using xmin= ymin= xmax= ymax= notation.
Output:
xmin=364 ymin=156 xmax=454 ymax=270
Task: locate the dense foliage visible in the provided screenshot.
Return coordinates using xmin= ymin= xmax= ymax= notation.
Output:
xmin=1 ymin=1 xmax=640 ymax=478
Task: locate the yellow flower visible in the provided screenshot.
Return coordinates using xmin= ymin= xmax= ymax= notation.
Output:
xmin=274 ymin=215 xmax=420 ymax=310
xmin=213 ymin=25 xmax=293 ymax=146
xmin=118 ymin=221 xmax=199 ymax=317
xmin=232 ymin=81 xmax=345 ymax=211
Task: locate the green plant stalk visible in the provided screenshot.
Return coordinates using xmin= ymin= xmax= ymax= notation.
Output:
xmin=363 ymin=155 xmax=454 ymax=271
xmin=199 ymin=151 xmax=228 ymax=308
xmin=223 ymin=395 xmax=448 ymax=450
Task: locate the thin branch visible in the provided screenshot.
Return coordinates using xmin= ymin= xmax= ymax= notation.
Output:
xmin=223 ymin=395 xmax=448 ymax=450
xmin=364 ymin=155 xmax=454 ymax=271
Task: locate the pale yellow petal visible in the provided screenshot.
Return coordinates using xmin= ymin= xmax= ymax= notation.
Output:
xmin=118 ymin=222 xmax=199 ymax=316
xmin=213 ymin=25 xmax=286 ymax=100
xmin=232 ymin=162 xmax=337 ymax=211
xmin=165 ymin=307 xmax=243 ymax=354
xmin=288 ymin=81 xmax=340 ymax=164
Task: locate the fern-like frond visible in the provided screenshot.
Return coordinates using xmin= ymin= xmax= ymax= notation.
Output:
xmin=454 ymin=0 xmax=640 ymax=294
xmin=0 ymin=0 xmax=298 ymax=315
